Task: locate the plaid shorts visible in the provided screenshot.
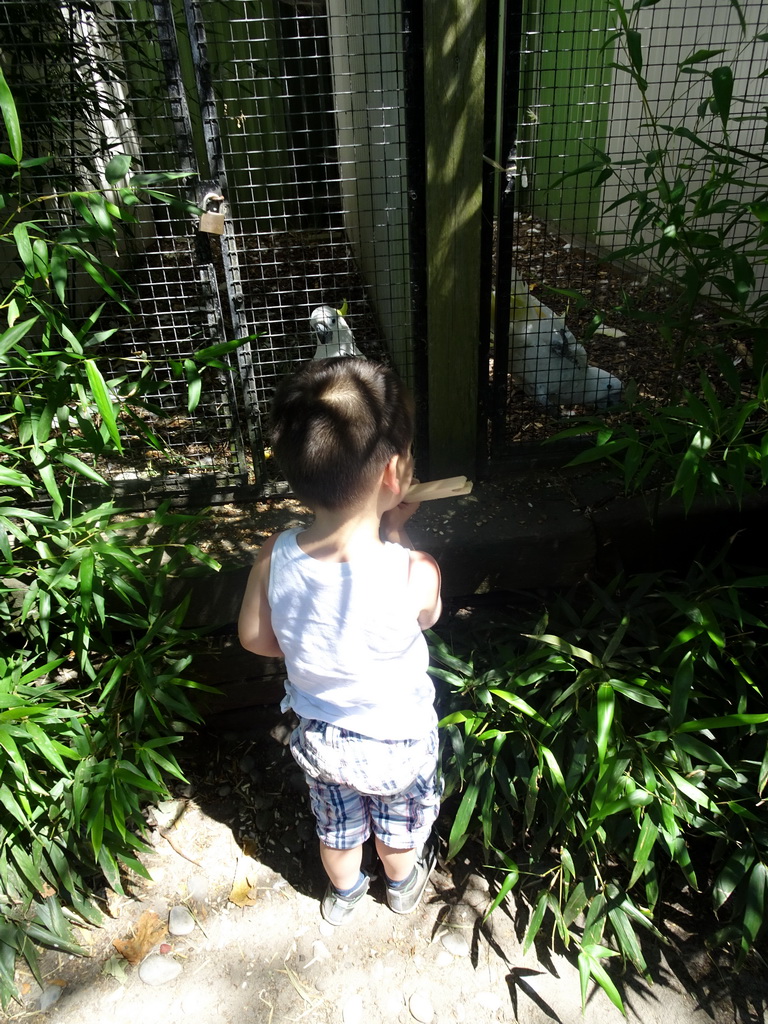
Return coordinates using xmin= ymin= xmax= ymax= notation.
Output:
xmin=289 ymin=718 xmax=442 ymax=851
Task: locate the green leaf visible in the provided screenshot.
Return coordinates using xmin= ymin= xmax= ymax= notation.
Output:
xmin=447 ymin=779 xmax=481 ymax=860
xmin=12 ymin=222 xmax=35 ymax=275
xmin=0 ymin=466 xmax=33 ymax=489
xmin=184 ymin=358 xmax=202 ymax=413
xmin=0 ymin=66 xmax=22 ymax=162
xmin=523 ymin=891 xmax=549 ymax=953
xmin=84 ymin=359 xmax=122 ymax=452
xmin=626 ymin=29 xmax=643 ymax=77
xmin=50 ymin=245 xmax=69 ymax=303
xmin=104 ymin=153 xmax=132 ymax=184
xmin=578 ymin=945 xmax=624 ymax=1013
xmin=525 ymin=634 xmax=601 ymax=666
xmin=676 ymin=713 xmax=768 ymax=732
xmin=710 ymin=66 xmax=734 ymax=129
xmin=484 ymin=860 xmax=519 ymax=917
xmin=608 ymin=904 xmax=649 ymax=976
xmin=743 ymin=861 xmax=767 ymax=944
xmin=629 ymin=814 xmax=659 ymax=889
xmin=679 ymin=48 xmax=728 ymax=68
xmin=24 ymin=720 xmax=71 ymax=774
xmin=0 ymin=317 xmax=39 ymax=358
xmin=596 ymin=683 xmax=615 ymax=765
xmin=489 ymin=690 xmax=549 ymax=725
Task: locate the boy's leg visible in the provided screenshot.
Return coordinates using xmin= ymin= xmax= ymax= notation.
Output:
xmin=373 ymin=839 xmax=415 ymax=883
xmin=320 ymin=842 xmax=364 ymax=891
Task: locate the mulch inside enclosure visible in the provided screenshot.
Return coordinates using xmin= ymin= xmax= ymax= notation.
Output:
xmin=503 ymin=212 xmax=759 ymax=445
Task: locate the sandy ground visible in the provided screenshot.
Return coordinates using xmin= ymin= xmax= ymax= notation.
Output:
xmin=10 ymin=711 xmax=767 ymax=1024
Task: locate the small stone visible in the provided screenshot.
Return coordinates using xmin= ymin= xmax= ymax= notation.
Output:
xmin=312 ymin=940 xmax=331 ymax=961
xmin=253 ymin=810 xmax=273 ymax=833
xmin=440 ymin=930 xmax=470 ymax=957
xmin=186 ymin=873 xmax=208 ymax=904
xmin=434 ymin=950 xmax=454 ymax=968
xmin=138 ymin=953 xmax=183 ymax=986
xmin=38 ymin=984 xmax=65 ymax=1011
xmin=341 ymin=993 xmax=364 ymax=1024
xmin=409 ymin=991 xmax=434 ymax=1023
xmin=168 ymin=905 xmax=196 ymax=936
xmin=476 ymin=992 xmax=502 ymax=1011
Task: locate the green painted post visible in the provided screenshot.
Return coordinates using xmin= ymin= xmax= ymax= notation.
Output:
xmin=423 ymin=0 xmax=486 ymax=479
xmin=524 ymin=3 xmax=613 ymax=241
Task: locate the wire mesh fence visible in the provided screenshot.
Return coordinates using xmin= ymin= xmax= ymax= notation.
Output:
xmin=2 ymin=0 xmax=765 ymax=502
xmin=491 ymin=0 xmax=766 ymax=448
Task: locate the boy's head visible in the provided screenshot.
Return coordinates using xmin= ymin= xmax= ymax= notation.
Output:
xmin=271 ymin=357 xmax=414 ymax=510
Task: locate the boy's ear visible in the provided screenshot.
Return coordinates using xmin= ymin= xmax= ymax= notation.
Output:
xmin=382 ymin=453 xmax=402 ymax=495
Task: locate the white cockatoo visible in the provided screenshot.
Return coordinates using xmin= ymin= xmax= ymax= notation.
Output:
xmin=496 ymin=268 xmax=623 ymax=410
xmin=310 ymin=302 xmax=365 ymax=360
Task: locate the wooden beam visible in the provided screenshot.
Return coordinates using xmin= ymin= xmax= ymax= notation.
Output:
xmin=423 ymin=0 xmax=486 ymax=478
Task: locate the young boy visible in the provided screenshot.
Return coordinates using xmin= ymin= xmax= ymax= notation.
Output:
xmin=238 ymin=357 xmax=442 ymax=926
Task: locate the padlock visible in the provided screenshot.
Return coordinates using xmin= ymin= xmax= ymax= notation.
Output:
xmin=199 ymin=192 xmax=225 ymax=235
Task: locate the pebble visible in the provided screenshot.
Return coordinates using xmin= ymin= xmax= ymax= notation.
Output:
xmin=312 ymin=940 xmax=331 ymax=961
xmin=138 ymin=953 xmax=183 ymax=986
xmin=37 ymin=984 xmax=65 ymax=1011
xmin=169 ymin=905 xmax=196 ymax=935
xmin=409 ymin=991 xmax=434 ymax=1023
xmin=341 ymin=993 xmax=364 ymax=1024
xmin=476 ymin=991 xmax=502 ymax=1011
xmin=186 ymin=873 xmax=208 ymax=904
xmin=440 ymin=930 xmax=471 ymax=957
xmin=434 ymin=950 xmax=454 ymax=968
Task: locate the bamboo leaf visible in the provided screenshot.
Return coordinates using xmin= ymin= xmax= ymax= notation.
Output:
xmin=608 ymin=905 xmax=649 ymax=976
xmin=83 ymin=358 xmax=122 ymax=451
xmin=629 ymin=814 xmax=659 ymax=889
xmin=679 ymin=48 xmax=728 ymax=68
xmin=523 ymin=891 xmax=549 ymax=953
xmin=743 ymin=861 xmax=767 ymax=944
xmin=578 ymin=946 xmax=624 ymax=1013
xmin=104 ymin=153 xmax=132 ymax=184
xmin=676 ymin=713 xmax=768 ymax=733
xmin=489 ymin=690 xmax=549 ymax=725
xmin=596 ymin=683 xmax=615 ymax=765
xmin=0 ymin=66 xmax=22 ymax=162
xmin=447 ymin=779 xmax=481 ymax=860
xmin=714 ymin=849 xmax=756 ymax=909
xmin=525 ymin=633 xmax=601 ymax=666
xmin=0 ymin=317 xmax=39 ymax=358
xmin=710 ymin=66 xmax=734 ymax=130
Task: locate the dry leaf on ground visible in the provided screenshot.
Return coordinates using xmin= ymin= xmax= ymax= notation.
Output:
xmin=112 ymin=910 xmax=168 ymax=964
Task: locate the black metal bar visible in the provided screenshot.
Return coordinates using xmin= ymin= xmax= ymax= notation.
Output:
xmin=478 ymin=0 xmax=502 ymax=476
xmin=402 ymin=0 xmax=430 ymax=474
xmin=490 ymin=0 xmax=523 ymax=456
xmin=181 ymin=0 xmax=266 ymax=486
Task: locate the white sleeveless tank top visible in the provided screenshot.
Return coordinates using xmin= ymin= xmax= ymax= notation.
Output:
xmin=268 ymin=528 xmax=436 ymax=741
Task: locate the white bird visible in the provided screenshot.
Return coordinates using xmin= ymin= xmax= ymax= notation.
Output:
xmin=495 ymin=269 xmax=623 ymax=411
xmin=310 ymin=304 xmax=365 ymax=360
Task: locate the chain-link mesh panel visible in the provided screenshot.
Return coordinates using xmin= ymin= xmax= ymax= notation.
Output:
xmin=199 ymin=0 xmax=417 ymax=425
xmin=490 ymin=0 xmax=766 ymax=448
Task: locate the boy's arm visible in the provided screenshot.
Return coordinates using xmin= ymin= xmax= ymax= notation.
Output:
xmin=238 ymin=533 xmax=284 ymax=658
xmin=408 ymin=549 xmax=442 ymax=629
xmin=381 ymin=502 xmax=442 ymax=629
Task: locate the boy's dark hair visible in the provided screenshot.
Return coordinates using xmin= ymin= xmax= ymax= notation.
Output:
xmin=270 ymin=357 xmax=414 ymax=510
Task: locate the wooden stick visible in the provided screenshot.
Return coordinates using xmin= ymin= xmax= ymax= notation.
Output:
xmin=405 ymin=476 xmax=474 ymax=502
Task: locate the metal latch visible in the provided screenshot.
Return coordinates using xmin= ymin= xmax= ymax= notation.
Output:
xmin=199 ymin=192 xmax=225 ymax=235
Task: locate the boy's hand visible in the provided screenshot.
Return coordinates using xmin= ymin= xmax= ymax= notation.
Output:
xmin=381 ymin=480 xmax=421 ymax=545
xmin=381 ymin=497 xmax=419 ymax=532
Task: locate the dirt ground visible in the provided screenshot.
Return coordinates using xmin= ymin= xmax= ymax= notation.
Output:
xmin=10 ymin=705 xmax=768 ymax=1024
